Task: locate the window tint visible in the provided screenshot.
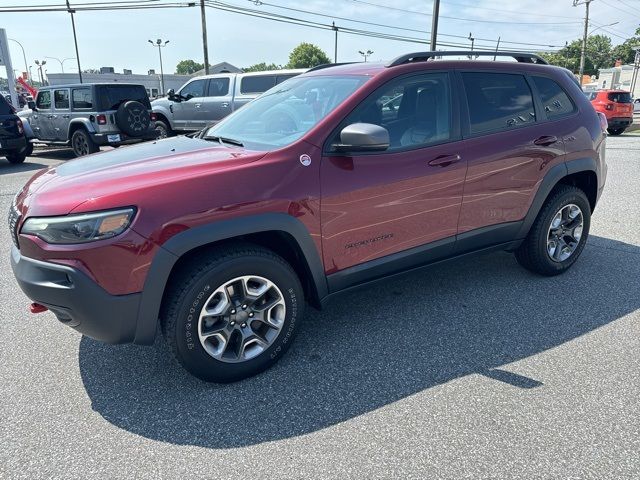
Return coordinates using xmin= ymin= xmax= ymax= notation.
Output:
xmin=99 ymin=85 xmax=150 ymax=110
xmin=607 ymin=92 xmax=632 ymax=103
xmin=532 ymin=76 xmax=575 ymax=119
xmin=36 ymin=91 xmax=51 ymax=109
xmin=462 ymin=72 xmax=536 ymax=135
xmin=207 ymin=78 xmax=230 ymax=97
xmin=240 ymin=75 xmax=276 ymax=94
xmin=180 ymin=79 xmax=207 ymax=99
xmin=335 ymin=72 xmax=452 ymax=151
xmin=54 ymin=89 xmax=70 ymax=109
xmin=72 ymin=88 xmax=93 ymax=109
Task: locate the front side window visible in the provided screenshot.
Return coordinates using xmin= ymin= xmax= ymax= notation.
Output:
xmin=240 ymin=75 xmax=277 ymax=94
xmin=180 ymin=79 xmax=207 ymax=99
xmin=462 ymin=72 xmax=536 ymax=135
xmin=332 ymin=72 xmax=452 ymax=151
xmin=36 ymin=91 xmax=51 ymax=109
xmin=204 ymin=75 xmax=368 ymax=150
xmin=208 ymin=78 xmax=230 ymax=97
xmin=54 ymin=89 xmax=70 ymax=109
xmin=72 ymin=88 xmax=93 ymax=109
xmin=532 ymin=76 xmax=575 ymax=119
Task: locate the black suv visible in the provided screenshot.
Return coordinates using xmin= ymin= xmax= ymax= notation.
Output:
xmin=21 ymin=83 xmax=159 ymax=157
xmin=0 ymin=94 xmax=28 ymax=164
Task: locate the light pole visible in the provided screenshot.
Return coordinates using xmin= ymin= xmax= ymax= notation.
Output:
xmin=8 ymin=38 xmax=29 ymax=81
xmin=332 ymin=22 xmax=338 ymax=63
xmin=44 ymin=56 xmax=76 ymax=74
xmin=358 ymin=50 xmax=373 ymax=62
xmin=34 ymin=59 xmax=47 ymax=85
xmin=149 ymin=38 xmax=169 ymax=95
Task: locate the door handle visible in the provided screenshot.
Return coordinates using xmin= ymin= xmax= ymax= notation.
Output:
xmin=533 ymin=135 xmax=558 ymax=146
xmin=428 ymin=154 xmax=461 ymax=167
xmin=195 ymin=103 xmax=201 ymax=108
xmin=221 ymin=102 xmax=229 ymax=108
xmin=62 ymin=114 xmax=70 ymax=119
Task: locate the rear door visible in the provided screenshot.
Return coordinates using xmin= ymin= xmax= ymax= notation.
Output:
xmin=456 ymin=70 xmax=569 ymax=250
xmin=197 ymin=75 xmax=233 ymax=127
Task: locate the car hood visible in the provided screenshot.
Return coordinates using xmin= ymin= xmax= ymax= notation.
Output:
xmin=16 ymin=136 xmax=267 ymax=217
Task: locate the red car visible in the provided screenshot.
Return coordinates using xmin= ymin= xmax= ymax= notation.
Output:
xmin=586 ymin=89 xmax=634 ymax=135
xmin=10 ymin=51 xmax=607 ymax=382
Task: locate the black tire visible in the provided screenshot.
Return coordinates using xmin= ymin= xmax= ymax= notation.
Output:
xmin=115 ymin=101 xmax=150 ymax=137
xmin=515 ymin=185 xmax=591 ymax=276
xmin=71 ymin=129 xmax=99 ymax=157
xmin=607 ymin=128 xmax=625 ymax=136
xmin=6 ymin=151 xmax=27 ymax=164
xmin=161 ymin=244 xmax=305 ymax=382
xmin=23 ymin=142 xmax=34 ymax=157
xmin=154 ymin=120 xmax=171 ymax=139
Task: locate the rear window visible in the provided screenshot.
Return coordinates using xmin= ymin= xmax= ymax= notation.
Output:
xmin=98 ymin=85 xmax=151 ymax=110
xmin=607 ymin=92 xmax=632 ymax=103
xmin=532 ymin=76 xmax=575 ymax=119
xmin=240 ymin=75 xmax=276 ymax=94
xmin=462 ymin=72 xmax=536 ymax=135
xmin=0 ymin=95 xmax=15 ymax=115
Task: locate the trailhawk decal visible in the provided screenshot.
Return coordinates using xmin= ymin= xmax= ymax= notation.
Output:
xmin=345 ymin=233 xmax=394 ymax=249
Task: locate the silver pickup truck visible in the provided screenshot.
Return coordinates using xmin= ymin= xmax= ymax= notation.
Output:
xmin=151 ymin=69 xmax=305 ymax=137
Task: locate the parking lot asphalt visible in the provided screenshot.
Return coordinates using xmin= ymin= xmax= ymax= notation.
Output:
xmin=1 ymin=137 xmax=639 ymax=479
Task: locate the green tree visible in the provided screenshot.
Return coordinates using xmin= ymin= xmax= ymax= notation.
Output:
xmin=539 ymin=34 xmax=613 ymax=75
xmin=176 ymin=59 xmax=204 ymax=75
xmin=243 ymin=62 xmax=283 ymax=72
xmin=612 ymin=27 xmax=640 ymax=64
xmin=286 ymin=43 xmax=331 ymax=69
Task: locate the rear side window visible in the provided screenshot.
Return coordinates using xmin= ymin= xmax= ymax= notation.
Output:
xmin=607 ymin=92 xmax=632 ymax=103
xmin=0 ymin=95 xmax=14 ymax=115
xmin=54 ymin=89 xmax=70 ymax=109
xmin=99 ymin=85 xmax=151 ymax=110
xmin=240 ymin=75 xmax=276 ymax=94
xmin=532 ymin=76 xmax=575 ymax=119
xmin=72 ymin=88 xmax=93 ymax=109
xmin=207 ymin=78 xmax=230 ymax=97
xmin=462 ymin=72 xmax=536 ymax=135
xmin=36 ymin=91 xmax=51 ymax=110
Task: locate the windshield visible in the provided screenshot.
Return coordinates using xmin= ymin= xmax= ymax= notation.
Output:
xmin=203 ymin=75 xmax=368 ymax=150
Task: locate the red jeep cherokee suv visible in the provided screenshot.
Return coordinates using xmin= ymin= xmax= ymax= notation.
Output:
xmin=587 ymin=89 xmax=634 ymax=135
xmin=10 ymin=51 xmax=607 ymax=382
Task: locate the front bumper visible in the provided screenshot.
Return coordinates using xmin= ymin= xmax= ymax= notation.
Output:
xmin=11 ymin=246 xmax=141 ymax=344
xmin=91 ymin=129 xmax=158 ymax=146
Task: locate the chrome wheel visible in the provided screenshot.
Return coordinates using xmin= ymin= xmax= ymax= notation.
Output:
xmin=546 ymin=203 xmax=584 ymax=262
xmin=198 ymin=275 xmax=286 ymax=363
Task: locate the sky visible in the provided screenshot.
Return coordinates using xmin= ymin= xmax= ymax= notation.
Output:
xmin=1 ymin=0 xmax=639 ymax=78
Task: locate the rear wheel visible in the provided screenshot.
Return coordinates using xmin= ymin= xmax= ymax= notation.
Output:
xmin=161 ymin=245 xmax=304 ymax=382
xmin=607 ymin=128 xmax=625 ymax=136
xmin=71 ymin=129 xmax=99 ymax=157
xmin=515 ymin=185 xmax=591 ymax=276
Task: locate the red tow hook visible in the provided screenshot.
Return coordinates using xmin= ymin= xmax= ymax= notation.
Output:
xmin=29 ymin=303 xmax=48 ymax=314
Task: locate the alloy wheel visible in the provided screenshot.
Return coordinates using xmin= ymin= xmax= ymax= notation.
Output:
xmin=198 ymin=275 xmax=286 ymax=363
xmin=546 ymin=203 xmax=584 ymax=262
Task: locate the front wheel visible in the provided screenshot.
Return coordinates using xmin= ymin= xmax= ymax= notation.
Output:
xmin=161 ymin=245 xmax=304 ymax=382
xmin=515 ymin=185 xmax=591 ymax=276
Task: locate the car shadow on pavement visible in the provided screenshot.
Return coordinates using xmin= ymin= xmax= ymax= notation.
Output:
xmin=0 ymin=161 xmax=49 ymax=174
xmin=78 ymin=235 xmax=640 ymax=448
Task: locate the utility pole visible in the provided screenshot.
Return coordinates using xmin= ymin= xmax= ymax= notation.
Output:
xmin=200 ymin=0 xmax=209 ymax=74
xmin=66 ymin=0 xmax=83 ymax=83
xmin=493 ymin=37 xmax=501 ymax=61
xmin=468 ymin=33 xmax=475 ymax=59
xmin=430 ymin=0 xmax=440 ymax=50
xmin=573 ymin=0 xmax=593 ymax=86
xmin=332 ymin=22 xmax=338 ymax=63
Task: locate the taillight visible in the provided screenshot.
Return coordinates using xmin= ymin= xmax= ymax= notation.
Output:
xmin=150 ymin=112 xmax=157 ymax=121
xmin=16 ymin=118 xmax=24 ymax=135
xmin=96 ymin=114 xmax=107 ymax=125
xmin=605 ymin=103 xmax=614 ymax=111
xmin=597 ymin=112 xmax=608 ymax=132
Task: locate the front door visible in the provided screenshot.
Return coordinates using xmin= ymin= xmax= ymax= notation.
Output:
xmin=31 ymin=90 xmax=56 ymax=140
xmin=52 ymin=88 xmax=71 ymax=141
xmin=320 ymin=72 xmax=466 ymax=280
xmin=173 ymin=78 xmax=209 ymax=131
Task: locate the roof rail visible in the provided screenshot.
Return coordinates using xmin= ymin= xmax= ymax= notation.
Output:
xmin=307 ymin=62 xmax=357 ymax=72
xmin=386 ymin=51 xmax=548 ymax=68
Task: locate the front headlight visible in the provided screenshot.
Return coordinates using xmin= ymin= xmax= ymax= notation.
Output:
xmin=21 ymin=208 xmax=136 ymax=244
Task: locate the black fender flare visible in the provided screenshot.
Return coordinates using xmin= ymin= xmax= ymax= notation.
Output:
xmin=516 ymin=157 xmax=597 ymax=240
xmin=133 ymin=213 xmax=327 ymax=344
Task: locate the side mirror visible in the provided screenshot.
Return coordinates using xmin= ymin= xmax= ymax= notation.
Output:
xmin=333 ymin=123 xmax=390 ymax=153
xmin=166 ymin=88 xmax=176 ymax=100
xmin=27 ymin=100 xmax=36 ymax=111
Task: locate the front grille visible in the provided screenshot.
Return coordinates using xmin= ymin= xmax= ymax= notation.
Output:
xmin=8 ymin=204 xmax=21 ymax=249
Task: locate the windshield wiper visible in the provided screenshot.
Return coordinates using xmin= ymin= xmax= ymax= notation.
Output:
xmin=203 ymin=135 xmax=244 ymax=147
